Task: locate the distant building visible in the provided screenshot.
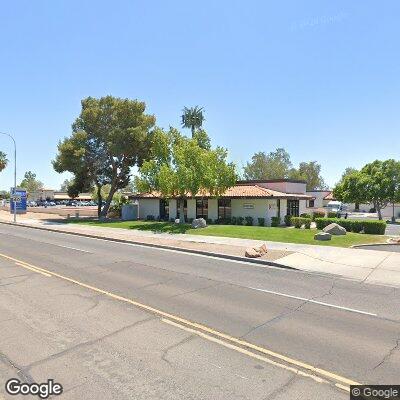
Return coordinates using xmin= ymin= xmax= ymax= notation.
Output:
xmin=307 ymin=190 xmax=400 ymax=218
xmin=28 ymin=189 xmax=92 ymax=202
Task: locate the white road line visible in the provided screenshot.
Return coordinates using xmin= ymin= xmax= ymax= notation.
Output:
xmin=247 ymin=286 xmax=377 ymax=316
xmin=54 ymin=244 xmax=92 ymax=253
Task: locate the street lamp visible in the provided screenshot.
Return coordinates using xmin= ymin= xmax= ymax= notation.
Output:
xmin=0 ymin=132 xmax=17 ymax=223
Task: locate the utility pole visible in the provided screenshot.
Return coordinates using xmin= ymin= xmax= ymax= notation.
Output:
xmin=0 ymin=132 xmax=17 ymax=223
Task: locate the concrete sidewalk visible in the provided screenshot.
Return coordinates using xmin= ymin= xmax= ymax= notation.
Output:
xmin=1 ymin=211 xmax=400 ymax=287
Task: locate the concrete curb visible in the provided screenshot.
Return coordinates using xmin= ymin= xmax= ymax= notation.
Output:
xmin=0 ymin=221 xmax=296 ymax=271
xmin=352 ymin=242 xmax=400 ymax=249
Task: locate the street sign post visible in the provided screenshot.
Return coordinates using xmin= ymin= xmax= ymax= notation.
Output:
xmin=10 ymin=188 xmax=27 ymax=215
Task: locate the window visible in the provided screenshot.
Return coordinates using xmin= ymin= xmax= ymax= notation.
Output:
xmin=218 ymin=198 xmax=231 ymax=219
xmin=308 ymin=199 xmax=315 ymax=208
xmin=159 ymin=199 xmax=169 ymax=220
xmin=287 ymin=200 xmax=299 ymax=217
xmin=196 ymin=199 xmax=208 ymax=219
xmin=177 ymin=199 xmax=187 ymax=220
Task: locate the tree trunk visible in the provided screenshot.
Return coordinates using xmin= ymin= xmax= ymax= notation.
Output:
xmin=191 ymin=126 xmax=195 ymax=138
xmin=96 ymin=185 xmax=102 ymax=218
xmin=179 ymin=199 xmax=186 ymax=224
xmin=375 ymin=203 xmax=383 ymax=220
xmin=100 ymin=185 xmax=117 ymax=218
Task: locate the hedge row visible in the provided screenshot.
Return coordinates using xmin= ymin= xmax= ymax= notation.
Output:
xmin=315 ymin=218 xmax=386 ymax=235
xmin=291 ymin=217 xmax=312 ymax=229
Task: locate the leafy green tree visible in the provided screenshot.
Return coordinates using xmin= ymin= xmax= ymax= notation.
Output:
xmin=0 ymin=151 xmax=7 ymax=172
xmin=60 ymin=178 xmax=74 ymax=192
xmin=340 ymin=167 xmax=358 ymax=181
xmin=334 ymin=160 xmax=400 ymax=220
xmin=244 ymin=148 xmax=292 ymax=180
xmin=289 ymin=161 xmax=327 ymax=190
xmin=193 ymin=129 xmax=211 ymax=150
xmin=0 ymin=190 xmax=10 ymax=200
xmin=53 ymin=96 xmax=155 ymax=217
xmin=136 ymin=128 xmax=236 ymax=223
xmin=20 ymin=171 xmax=43 ymax=197
xmin=181 ymin=106 xmax=205 ymax=137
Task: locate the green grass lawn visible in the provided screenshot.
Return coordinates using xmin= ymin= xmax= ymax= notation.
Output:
xmin=67 ymin=219 xmax=387 ymax=248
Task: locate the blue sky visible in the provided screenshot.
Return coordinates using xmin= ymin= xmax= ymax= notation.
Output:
xmin=0 ymin=1 xmax=399 ymax=190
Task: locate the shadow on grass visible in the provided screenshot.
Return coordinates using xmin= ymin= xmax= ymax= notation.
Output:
xmin=128 ymin=222 xmax=192 ymax=234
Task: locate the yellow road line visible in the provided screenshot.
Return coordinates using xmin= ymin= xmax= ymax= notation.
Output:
xmin=162 ymin=318 xmax=330 ymax=384
xmin=15 ymin=262 xmax=52 ymax=277
xmin=335 ymin=383 xmax=351 ymax=392
xmin=0 ymin=251 xmax=360 ymax=389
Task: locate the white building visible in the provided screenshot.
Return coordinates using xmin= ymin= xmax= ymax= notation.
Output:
xmin=306 ymin=190 xmax=400 ymax=219
xmin=131 ymin=179 xmax=313 ymax=226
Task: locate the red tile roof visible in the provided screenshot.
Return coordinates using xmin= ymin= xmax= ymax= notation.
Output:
xmin=323 ymin=192 xmax=335 ymax=200
xmin=131 ymin=184 xmax=312 ymax=200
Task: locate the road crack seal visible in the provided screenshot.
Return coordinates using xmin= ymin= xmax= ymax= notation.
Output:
xmin=161 ymin=335 xmax=196 ymax=366
xmin=23 ymin=316 xmax=155 ymax=371
xmin=0 ymin=351 xmax=35 ymax=383
xmin=372 ymin=337 xmax=400 ymax=370
xmin=240 ymin=280 xmax=338 ymax=338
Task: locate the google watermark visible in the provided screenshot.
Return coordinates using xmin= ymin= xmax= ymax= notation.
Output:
xmin=5 ymin=378 xmax=63 ymax=399
xmin=350 ymin=385 xmax=400 ymax=400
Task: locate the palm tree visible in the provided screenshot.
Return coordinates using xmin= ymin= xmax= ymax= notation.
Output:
xmin=181 ymin=106 xmax=205 ymax=137
xmin=0 ymin=151 xmax=8 ymax=172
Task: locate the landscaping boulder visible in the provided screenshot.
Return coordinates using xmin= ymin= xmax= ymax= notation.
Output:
xmin=323 ymin=223 xmax=346 ymax=235
xmin=191 ymin=218 xmax=207 ymax=229
xmin=314 ymin=232 xmax=332 ymax=241
xmin=245 ymin=243 xmax=268 ymax=258
xmin=245 ymin=247 xmax=262 ymax=258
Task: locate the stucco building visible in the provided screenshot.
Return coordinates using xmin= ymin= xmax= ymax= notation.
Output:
xmin=131 ymin=179 xmax=313 ymax=226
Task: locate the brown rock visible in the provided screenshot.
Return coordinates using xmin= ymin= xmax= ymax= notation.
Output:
xmin=257 ymin=243 xmax=267 ymax=255
xmin=245 ymin=247 xmax=262 ymax=258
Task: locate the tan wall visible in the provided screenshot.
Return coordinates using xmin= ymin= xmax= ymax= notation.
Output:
xmin=169 ymin=199 xmax=177 ymax=219
xmin=187 ymin=199 xmax=196 ymax=220
xmin=138 ymin=199 xmax=160 ymax=219
xmin=306 ymin=191 xmax=331 ymax=208
xmin=232 ymin=199 xmax=286 ymax=226
xmin=259 ymin=181 xmax=307 ymax=194
xmin=208 ymin=199 xmax=218 ymax=221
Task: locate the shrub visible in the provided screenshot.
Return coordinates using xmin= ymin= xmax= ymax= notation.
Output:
xmin=312 ymin=211 xmax=325 ymax=220
xmin=108 ymin=196 xmax=129 ymax=217
xmin=327 ymin=212 xmax=338 ymax=218
xmin=291 ymin=217 xmax=312 ymax=229
xmin=206 ymin=218 xmax=213 ymax=225
xmin=351 ymin=220 xmax=363 ymax=233
xmin=188 ymin=218 xmax=194 ymax=223
xmin=231 ymin=216 xmax=237 ymax=225
xmin=271 ymin=216 xmax=280 ymax=227
xmin=300 ymin=213 xmax=311 ymax=218
xmin=237 ymin=216 xmax=244 ymax=225
xmin=258 ymin=217 xmax=265 ymax=227
xmin=216 ymin=217 xmax=231 ymax=225
xmin=284 ymin=214 xmax=292 ymax=227
xmin=146 ymin=215 xmax=155 ymax=221
xmin=245 ymin=216 xmax=253 ymax=226
xmin=314 ymin=218 xmax=387 ymax=235
xmin=363 ymin=220 xmax=386 ymax=235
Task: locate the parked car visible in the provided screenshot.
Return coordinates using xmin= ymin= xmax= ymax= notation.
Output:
xmin=326 ymin=201 xmax=343 ymax=213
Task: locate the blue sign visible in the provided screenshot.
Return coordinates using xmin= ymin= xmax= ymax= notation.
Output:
xmin=10 ymin=188 xmax=27 ymax=214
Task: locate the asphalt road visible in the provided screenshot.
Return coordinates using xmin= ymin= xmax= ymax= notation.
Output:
xmin=0 ymin=223 xmax=399 ymax=399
